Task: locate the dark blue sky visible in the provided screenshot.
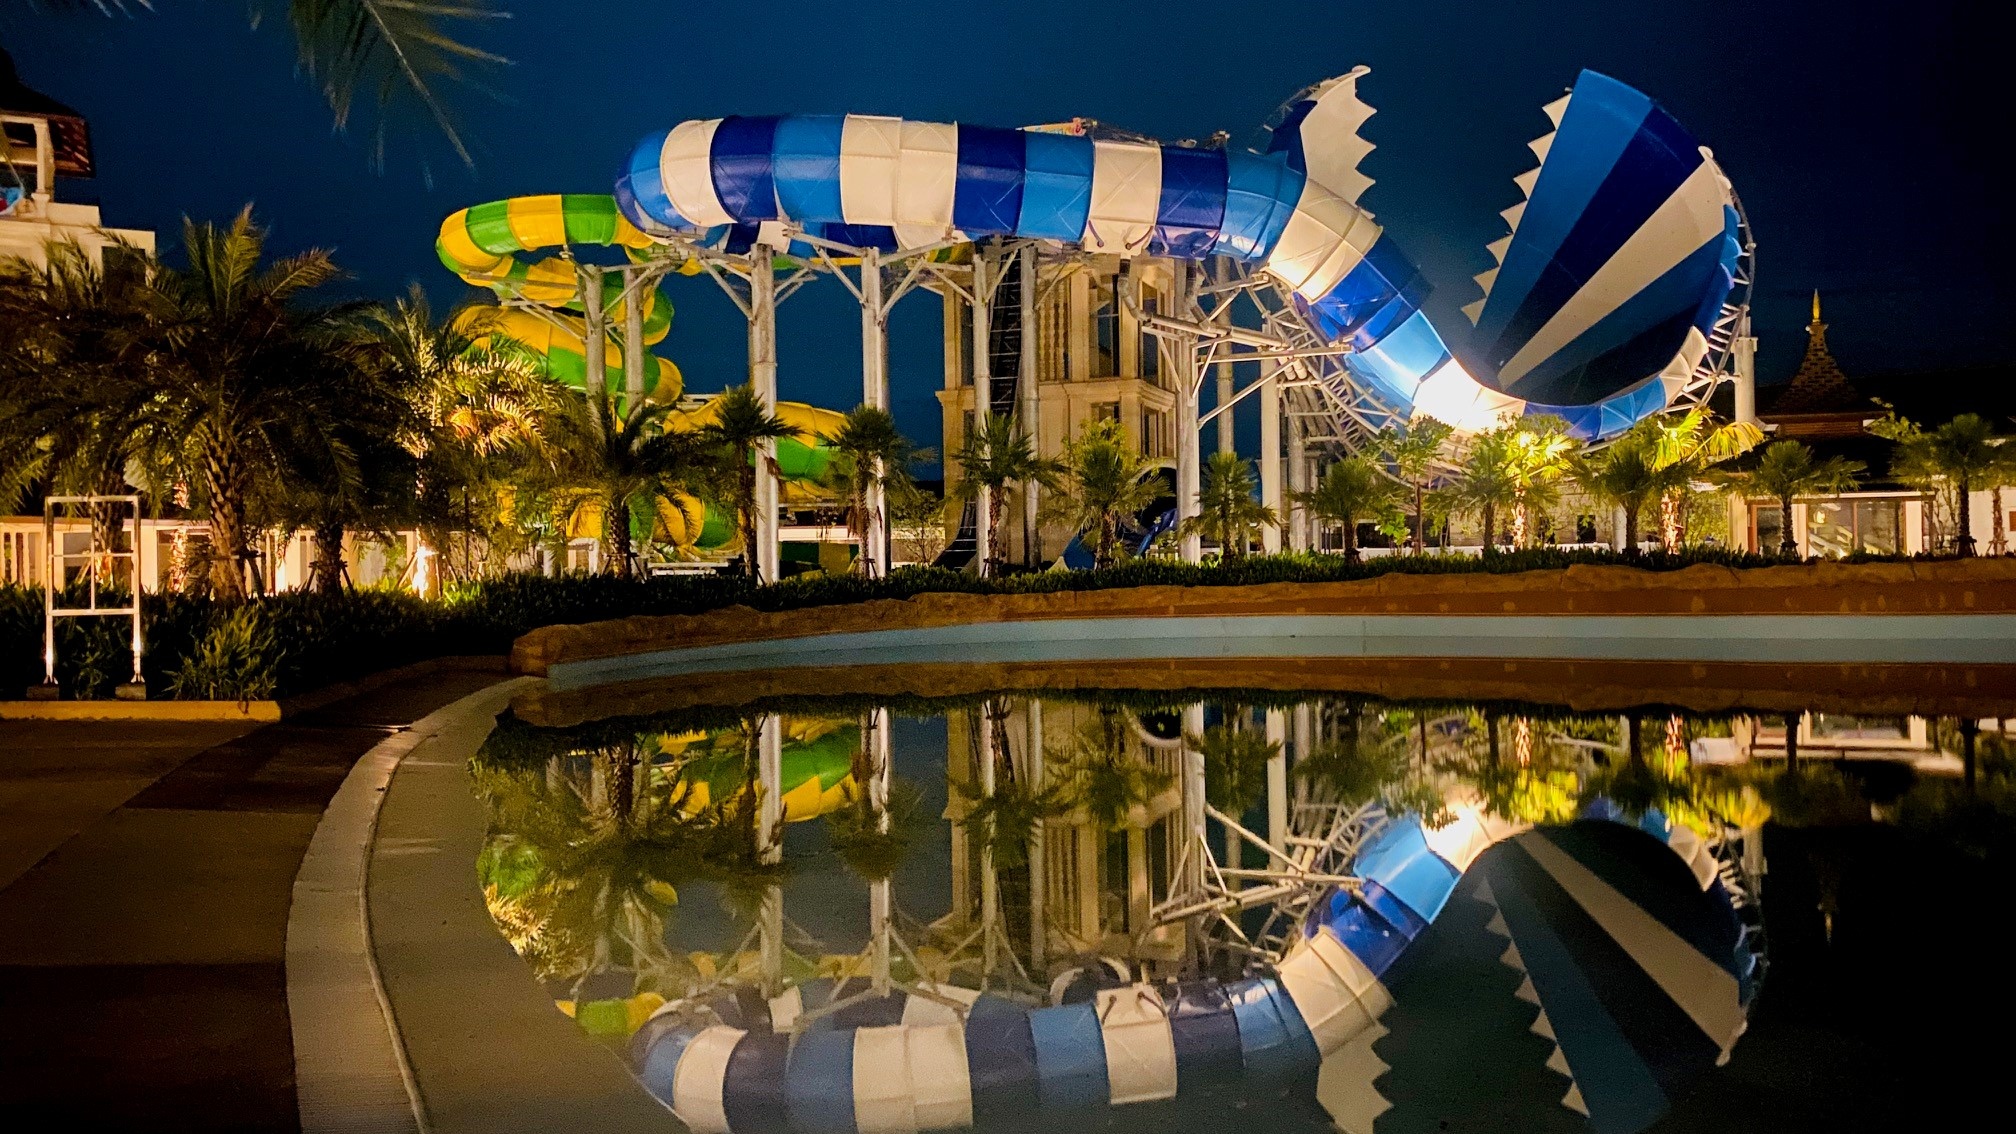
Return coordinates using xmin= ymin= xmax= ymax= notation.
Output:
xmin=5 ymin=0 xmax=2006 ymax=452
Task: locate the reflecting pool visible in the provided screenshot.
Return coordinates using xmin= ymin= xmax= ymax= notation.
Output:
xmin=471 ymin=671 xmax=2015 ymax=1134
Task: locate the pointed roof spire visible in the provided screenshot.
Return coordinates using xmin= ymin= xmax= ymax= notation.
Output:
xmin=1768 ymin=290 xmax=1861 ymax=415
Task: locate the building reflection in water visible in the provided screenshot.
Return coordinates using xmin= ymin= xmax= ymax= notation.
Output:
xmin=472 ymin=688 xmax=2013 ymax=1134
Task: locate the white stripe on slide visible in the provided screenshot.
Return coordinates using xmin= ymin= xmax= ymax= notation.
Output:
xmin=1516 ymin=833 xmax=1746 ymax=1050
xmin=840 ymin=114 xmax=905 ymax=227
xmin=672 ymin=1025 xmax=744 ymax=1134
xmin=660 ymin=119 xmax=734 ymax=228
xmin=1083 ymin=140 xmax=1161 ymax=254
xmin=906 ymin=1021 xmax=974 ymax=1130
xmin=853 ymin=1025 xmax=918 ymax=1134
xmin=1095 ymin=985 xmax=1179 ymax=1104
xmin=892 ymin=120 xmax=959 ymax=246
xmin=1498 ymin=161 xmax=1729 ymax=385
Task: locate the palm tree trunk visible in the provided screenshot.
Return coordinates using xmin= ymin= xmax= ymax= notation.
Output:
xmin=1480 ymin=502 xmax=1496 ymax=558
xmin=986 ymin=488 xmax=1004 ymax=575
xmin=1220 ymin=501 xmax=1237 ymax=560
xmin=1413 ymin=482 xmax=1425 ymax=555
xmin=1097 ymin=513 xmax=1115 ymax=570
xmin=740 ymin=460 xmax=760 ymax=580
xmin=1624 ymin=505 xmax=1640 ymax=557
xmin=201 ymin=446 xmax=250 ymax=602
xmin=311 ymin=522 xmax=345 ymax=594
xmin=1342 ymin=510 xmax=1359 ymax=561
xmin=608 ymin=496 xmax=634 ymax=579
xmin=1993 ymin=485 xmax=2007 ymax=556
xmin=1779 ymin=496 xmax=1797 ymax=558
xmin=1956 ymin=475 xmax=1975 ymax=556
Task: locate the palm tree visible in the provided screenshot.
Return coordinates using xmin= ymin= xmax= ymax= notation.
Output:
xmin=696 ymin=384 xmax=795 ymax=581
xmin=1054 ymin=709 xmax=1172 ymax=831
xmin=36 ymin=3 xmax=509 ymax=167
xmin=954 ymin=412 xmax=1054 ymax=576
xmin=0 ymin=237 xmax=155 ymax=513
xmin=1447 ymin=429 xmax=1518 ymax=555
xmin=538 ymin=386 xmax=708 ymax=579
xmin=1738 ymin=440 xmax=1864 ymax=558
xmin=821 ymin=405 xmax=918 ymax=575
xmin=367 ymin=289 xmax=554 ymax=589
xmin=1374 ymin=417 xmax=1453 ymax=553
xmin=1576 ymin=432 xmax=1683 ymax=555
xmin=125 ymin=209 xmax=365 ymax=600
xmin=1296 ymin=457 xmax=1404 ymax=560
xmin=1923 ymin=414 xmax=2003 ymax=556
xmin=1042 ymin=418 xmax=1158 ymax=569
xmin=1181 ymin=451 xmax=1277 ymax=560
xmin=1503 ymin=417 xmax=1579 ymax=548
xmin=1641 ymin=408 xmax=1762 ymax=547
xmin=1194 ymin=722 xmax=1279 ymax=819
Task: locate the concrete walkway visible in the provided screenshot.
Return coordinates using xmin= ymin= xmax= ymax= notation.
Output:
xmin=0 ymin=660 xmax=506 ymax=1131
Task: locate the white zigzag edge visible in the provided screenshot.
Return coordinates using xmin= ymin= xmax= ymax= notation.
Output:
xmin=1474 ymin=876 xmax=1589 ymax=1119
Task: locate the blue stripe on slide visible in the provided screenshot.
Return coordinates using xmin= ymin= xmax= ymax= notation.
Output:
xmin=1168 ymin=982 xmax=1245 ymax=1091
xmin=1265 ymin=98 xmax=1318 ymax=173
xmin=1322 ymin=879 xmax=1431 ymax=978
xmin=954 ymin=124 xmax=1027 ymax=236
xmin=1477 ymin=71 xmax=1652 ymax=344
xmin=1028 ymin=1001 xmax=1109 ymax=1111
xmin=617 ymin=131 xmax=684 ymax=230
xmin=1550 ymin=822 xmax=1746 ymax=983
xmin=773 ymin=115 xmax=846 ymax=224
xmin=1018 ymin=132 xmax=1095 ymax=241
xmin=1150 ymin=146 xmax=1228 ymax=259
xmin=1351 ymin=815 xmax=1463 ymax=924
xmin=965 ymin=1011 xmax=1040 ymax=1121
xmin=1304 ymin=234 xmax=1424 ymax=345
xmin=709 ymin=115 xmax=781 ymax=223
xmin=1214 ymin=152 xmax=1303 ymax=261
xmin=1506 ymin=233 xmax=1727 ymax=405
xmin=1226 ymin=977 xmax=1322 ymax=1079
xmin=1485 ymin=103 xmax=1704 ymax=379
xmin=785 ymin=1028 xmax=857 ymax=1134
xmin=723 ymin=1031 xmax=791 ymax=1133
xmin=636 ymin=1027 xmax=698 ymax=1105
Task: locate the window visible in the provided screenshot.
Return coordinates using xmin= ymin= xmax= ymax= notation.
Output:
xmin=1093 ymin=277 xmax=1119 ymax=378
xmin=1808 ymin=498 xmax=1904 ymax=558
xmin=1141 ymin=409 xmax=1169 ymax=458
xmin=1809 ymin=714 xmax=1909 ymax=741
xmin=1101 ymin=829 xmax=1131 ymax=935
xmin=1750 ymin=503 xmax=1784 ymax=553
xmin=1138 ymin=287 xmax=1160 ymax=382
xmin=1093 ymin=401 xmax=1120 ymax=423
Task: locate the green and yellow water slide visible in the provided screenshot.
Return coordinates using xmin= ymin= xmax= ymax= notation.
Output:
xmin=436 ymin=194 xmax=844 ymax=555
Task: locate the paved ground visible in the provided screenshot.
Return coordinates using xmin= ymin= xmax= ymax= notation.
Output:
xmin=0 ymin=660 xmax=506 ymax=1132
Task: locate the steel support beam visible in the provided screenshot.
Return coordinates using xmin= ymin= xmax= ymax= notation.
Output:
xmin=860 ymin=247 xmax=888 ymax=578
xmin=1260 ymin=363 xmax=1283 ymax=554
xmin=750 ymin=254 xmax=781 ymax=583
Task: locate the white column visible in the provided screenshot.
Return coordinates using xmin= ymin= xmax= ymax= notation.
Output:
xmin=978 ymin=700 xmax=1000 ymax=977
xmin=1265 ymin=708 xmax=1288 ymax=852
xmin=1732 ymin=312 xmax=1758 ymax=427
xmin=868 ymin=707 xmax=893 ymax=990
xmin=580 ymin=265 xmax=607 ymax=426
xmin=623 ymin=265 xmax=648 ymax=409
xmin=750 ymin=255 xmax=780 ymax=583
xmin=861 ymin=248 xmax=888 ymax=578
xmin=1172 ymin=264 xmax=1202 ymax=562
xmin=1614 ymin=504 xmax=1630 ymax=552
xmin=758 ymin=713 xmax=785 ymax=992
xmin=1025 ymin=697 xmax=1046 ymax=970
xmin=1287 ymin=412 xmax=1309 ymax=551
xmin=1019 ymin=243 xmax=1040 ymax=566
xmin=1259 ymin=364 xmax=1283 ymax=553
xmin=1181 ymin=703 xmax=1207 ymax=899
xmin=1215 ymin=260 xmax=1236 ymax=454
xmin=971 ymin=253 xmax=994 ymax=576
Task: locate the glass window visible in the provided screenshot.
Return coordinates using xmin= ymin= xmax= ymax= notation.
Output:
xmin=1751 ymin=503 xmax=1784 ymax=553
xmin=1094 ymin=401 xmax=1120 ymax=423
xmin=1810 ymin=714 xmax=1909 ymax=741
xmin=1138 ymin=289 xmax=1160 ymax=381
xmin=1093 ymin=277 xmax=1118 ymax=378
xmin=1807 ymin=500 xmax=1854 ymax=559
xmin=1855 ymin=499 xmax=1902 ymax=555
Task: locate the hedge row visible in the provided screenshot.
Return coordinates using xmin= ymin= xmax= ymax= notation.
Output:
xmin=0 ymin=546 xmax=1878 ymax=701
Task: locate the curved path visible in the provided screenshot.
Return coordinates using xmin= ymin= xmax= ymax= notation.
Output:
xmin=0 ymin=659 xmax=670 ymax=1132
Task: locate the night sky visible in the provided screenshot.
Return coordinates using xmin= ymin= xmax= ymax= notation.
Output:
xmin=5 ymin=1 xmax=2008 ymax=457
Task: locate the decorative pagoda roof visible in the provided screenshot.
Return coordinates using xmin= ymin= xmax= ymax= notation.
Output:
xmin=1 ymin=48 xmax=94 ymax=178
xmin=1765 ymin=291 xmax=1864 ymax=416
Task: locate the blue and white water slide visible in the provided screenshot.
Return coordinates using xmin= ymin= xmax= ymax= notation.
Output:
xmin=614 ymin=68 xmax=1744 ymax=439
xmin=628 ymin=801 xmax=1756 ymax=1134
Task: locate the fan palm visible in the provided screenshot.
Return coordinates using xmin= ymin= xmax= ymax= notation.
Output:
xmin=954 ymin=412 xmax=1056 ymax=575
xmin=696 ymin=384 xmax=795 ymax=581
xmin=538 ymin=387 xmax=709 ymax=579
xmin=821 ymin=405 xmax=919 ymax=575
xmin=1576 ymin=432 xmax=1686 ymax=555
xmin=1736 ymin=440 xmax=1864 ymax=558
xmin=1296 ymin=457 xmax=1404 ymax=560
xmin=1923 ymin=414 xmax=2003 ymax=556
xmin=1446 ymin=429 xmax=1518 ymax=555
xmin=1180 ymin=451 xmax=1276 ymax=560
xmin=1373 ymin=417 xmax=1453 ymax=553
xmin=1042 ymin=418 xmax=1159 ymax=569
xmin=1194 ymin=722 xmax=1279 ymax=819
xmin=1054 ymin=709 xmax=1172 ymax=831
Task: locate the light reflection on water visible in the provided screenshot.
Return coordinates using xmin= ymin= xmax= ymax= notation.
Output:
xmin=472 ymin=678 xmax=2015 ymax=1133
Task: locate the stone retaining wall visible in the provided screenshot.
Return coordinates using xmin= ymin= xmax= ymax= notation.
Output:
xmin=511 ymin=559 xmax=2016 ymax=677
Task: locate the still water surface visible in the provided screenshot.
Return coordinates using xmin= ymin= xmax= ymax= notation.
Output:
xmin=473 ymin=673 xmax=2014 ymax=1133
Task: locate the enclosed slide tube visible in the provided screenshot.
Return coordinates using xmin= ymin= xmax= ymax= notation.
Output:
xmin=615 ymin=69 xmax=1741 ymax=440
xmin=437 ymin=194 xmax=845 ymax=554
xmin=627 ymin=803 xmax=1754 ymax=1134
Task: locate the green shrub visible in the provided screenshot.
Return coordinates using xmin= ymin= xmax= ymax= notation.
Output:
xmin=167 ymin=606 xmax=281 ymax=702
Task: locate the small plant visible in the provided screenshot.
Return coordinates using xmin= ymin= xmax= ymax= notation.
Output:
xmin=167 ymin=607 xmax=281 ymax=702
